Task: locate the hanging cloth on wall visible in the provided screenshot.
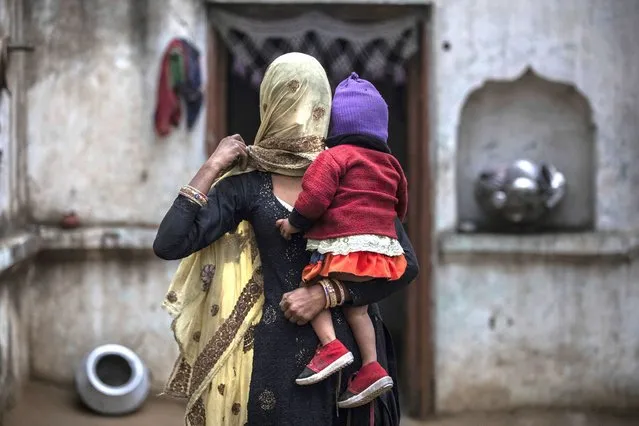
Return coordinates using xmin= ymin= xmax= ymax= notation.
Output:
xmin=154 ymin=38 xmax=203 ymax=137
xmin=210 ymin=10 xmax=419 ymax=87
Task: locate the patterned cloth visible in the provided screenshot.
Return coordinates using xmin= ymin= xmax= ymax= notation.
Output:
xmin=160 ymin=53 xmax=332 ymax=426
xmin=156 ymin=172 xmax=416 ymax=425
xmin=247 ymin=52 xmax=332 ymax=176
xmin=210 ymin=11 xmax=419 ymax=87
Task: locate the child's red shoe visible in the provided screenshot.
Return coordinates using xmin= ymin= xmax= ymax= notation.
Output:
xmin=337 ymin=361 xmax=393 ymax=408
xmin=296 ymin=339 xmax=354 ymax=386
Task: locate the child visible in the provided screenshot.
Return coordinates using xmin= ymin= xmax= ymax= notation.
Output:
xmin=276 ymin=72 xmax=408 ymax=409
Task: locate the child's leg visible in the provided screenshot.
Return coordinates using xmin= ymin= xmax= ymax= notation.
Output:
xmin=310 ymin=309 xmax=336 ymax=345
xmin=343 ymin=305 xmax=377 ymax=365
xmin=338 ymin=305 xmax=394 ymax=408
xmin=296 ymin=308 xmax=354 ymax=386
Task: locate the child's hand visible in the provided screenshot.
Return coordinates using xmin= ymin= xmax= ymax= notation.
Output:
xmin=275 ymin=219 xmax=300 ymax=240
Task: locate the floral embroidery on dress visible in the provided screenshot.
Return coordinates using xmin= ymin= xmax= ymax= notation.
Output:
xmin=189 ymin=268 xmax=264 ymax=395
xmin=262 ymin=305 xmax=278 ymax=325
xmin=166 ymin=291 xmax=178 ymax=303
xmin=164 ymin=357 xmax=191 ymax=398
xmin=258 ymin=389 xmax=276 ymax=411
xmin=232 ymin=402 xmax=241 ymax=415
xmin=187 ymin=397 xmax=206 ymax=426
xmin=243 ymin=325 xmax=256 ymax=353
xmin=287 ymin=79 xmax=300 ymax=92
xmin=201 ymin=264 xmax=216 ymax=291
xmin=312 ymin=106 xmax=326 ymax=120
xmin=210 ymin=304 xmax=220 ymax=317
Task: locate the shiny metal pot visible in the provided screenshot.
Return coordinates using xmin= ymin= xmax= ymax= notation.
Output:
xmin=75 ymin=344 xmax=150 ymax=415
xmin=475 ymin=159 xmax=566 ymax=225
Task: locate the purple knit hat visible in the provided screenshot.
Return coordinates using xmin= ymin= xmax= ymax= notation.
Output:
xmin=329 ymin=72 xmax=389 ymax=142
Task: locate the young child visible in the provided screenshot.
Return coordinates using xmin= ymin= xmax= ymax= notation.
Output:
xmin=276 ymin=72 xmax=408 ymax=409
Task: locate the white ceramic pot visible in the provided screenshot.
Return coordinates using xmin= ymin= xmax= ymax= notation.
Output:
xmin=75 ymin=344 xmax=150 ymax=415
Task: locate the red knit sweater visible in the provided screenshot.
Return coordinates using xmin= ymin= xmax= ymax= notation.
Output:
xmin=291 ymin=144 xmax=408 ymax=241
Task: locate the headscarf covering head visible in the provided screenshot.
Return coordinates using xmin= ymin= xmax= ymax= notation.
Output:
xmin=162 ymin=53 xmax=332 ymax=426
xmin=249 ymin=52 xmax=331 ymax=176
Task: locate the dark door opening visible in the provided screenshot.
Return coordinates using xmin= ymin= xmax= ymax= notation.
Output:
xmin=227 ymin=51 xmax=414 ymax=403
xmin=228 ymin=59 xmax=408 ymax=354
xmin=208 ymin=6 xmax=433 ymax=418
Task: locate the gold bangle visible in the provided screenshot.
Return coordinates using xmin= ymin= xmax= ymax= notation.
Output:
xmin=331 ymin=279 xmax=346 ymax=306
xmin=320 ymin=281 xmax=331 ymax=310
xmin=329 ymin=279 xmax=340 ymax=305
xmin=325 ymin=281 xmax=338 ymax=308
xmin=186 ymin=185 xmax=208 ymax=205
xmin=179 ymin=185 xmax=208 ymax=207
xmin=180 ymin=191 xmax=204 ymax=207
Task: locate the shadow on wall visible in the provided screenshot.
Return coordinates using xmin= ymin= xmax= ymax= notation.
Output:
xmin=456 ymin=68 xmax=596 ymax=232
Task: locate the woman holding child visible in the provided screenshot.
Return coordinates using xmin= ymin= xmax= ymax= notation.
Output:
xmin=153 ymin=52 xmax=418 ymax=426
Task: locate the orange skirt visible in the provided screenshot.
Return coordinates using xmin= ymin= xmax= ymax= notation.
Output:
xmin=302 ymin=251 xmax=407 ymax=283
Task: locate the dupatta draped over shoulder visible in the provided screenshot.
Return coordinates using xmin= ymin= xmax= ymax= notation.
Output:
xmin=161 ymin=53 xmax=331 ymax=426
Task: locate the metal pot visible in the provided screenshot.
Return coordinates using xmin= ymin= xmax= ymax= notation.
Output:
xmin=475 ymin=159 xmax=566 ymax=225
xmin=75 ymin=344 xmax=150 ymax=415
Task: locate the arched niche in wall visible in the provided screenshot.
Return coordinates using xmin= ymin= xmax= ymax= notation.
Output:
xmin=456 ymin=68 xmax=595 ymax=232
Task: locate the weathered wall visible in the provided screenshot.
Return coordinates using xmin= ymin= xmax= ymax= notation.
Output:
xmin=20 ymin=0 xmax=207 ymax=389
xmin=434 ymin=0 xmax=639 ymax=231
xmin=0 ymin=0 xmax=28 ymax=233
xmin=0 ymin=0 xmax=31 ymax=416
xmin=456 ymin=71 xmax=595 ymax=230
xmin=25 ymin=252 xmax=179 ymax=390
xmin=0 ymin=264 xmax=31 ymax=415
xmin=436 ymin=254 xmax=639 ymax=411
xmin=433 ymin=0 xmax=639 ymax=413
xmin=17 ymin=0 xmax=639 ymax=414
xmin=26 ymin=0 xmax=207 ymax=226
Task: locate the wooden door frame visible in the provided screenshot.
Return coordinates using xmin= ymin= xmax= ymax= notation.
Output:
xmin=204 ymin=9 xmax=435 ymax=420
xmin=405 ymin=21 xmax=434 ymax=419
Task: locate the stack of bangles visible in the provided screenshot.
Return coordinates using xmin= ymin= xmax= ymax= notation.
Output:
xmin=179 ymin=185 xmax=209 ymax=207
xmin=319 ymin=278 xmax=347 ymax=309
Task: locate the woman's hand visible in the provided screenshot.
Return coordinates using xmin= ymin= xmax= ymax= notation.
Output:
xmin=186 ymin=135 xmax=249 ymax=195
xmin=279 ymin=285 xmax=326 ymax=325
xmin=206 ymin=134 xmax=249 ymax=173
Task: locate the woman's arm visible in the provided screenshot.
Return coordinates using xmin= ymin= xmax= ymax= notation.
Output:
xmin=153 ymin=175 xmax=251 ymax=260
xmin=343 ymin=219 xmax=419 ymax=306
xmin=153 ymin=135 xmax=250 ymax=260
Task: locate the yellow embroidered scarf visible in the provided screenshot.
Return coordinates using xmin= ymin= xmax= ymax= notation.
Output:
xmin=162 ymin=52 xmax=331 ymax=426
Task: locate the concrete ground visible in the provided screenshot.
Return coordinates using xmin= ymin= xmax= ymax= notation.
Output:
xmin=5 ymin=382 xmax=639 ymax=426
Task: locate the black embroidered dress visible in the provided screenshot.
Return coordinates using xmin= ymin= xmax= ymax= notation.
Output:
xmin=154 ymin=171 xmax=418 ymax=426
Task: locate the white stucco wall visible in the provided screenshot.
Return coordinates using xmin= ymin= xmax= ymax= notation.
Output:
xmin=437 ymin=253 xmax=639 ymax=411
xmin=433 ymin=0 xmax=639 ymax=231
xmin=433 ymin=0 xmax=639 ymax=412
xmin=26 ymin=253 xmax=180 ymax=390
xmin=16 ymin=0 xmax=639 ymax=413
xmin=21 ymin=0 xmax=207 ymax=389
xmin=0 ymin=0 xmax=28 ymax=230
xmin=26 ymin=0 xmax=208 ymax=226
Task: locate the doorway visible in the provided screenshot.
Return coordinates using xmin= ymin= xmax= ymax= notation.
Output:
xmin=206 ymin=4 xmax=433 ymax=418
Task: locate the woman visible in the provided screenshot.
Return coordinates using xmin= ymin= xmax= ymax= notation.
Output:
xmin=153 ymin=53 xmax=418 ymax=426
